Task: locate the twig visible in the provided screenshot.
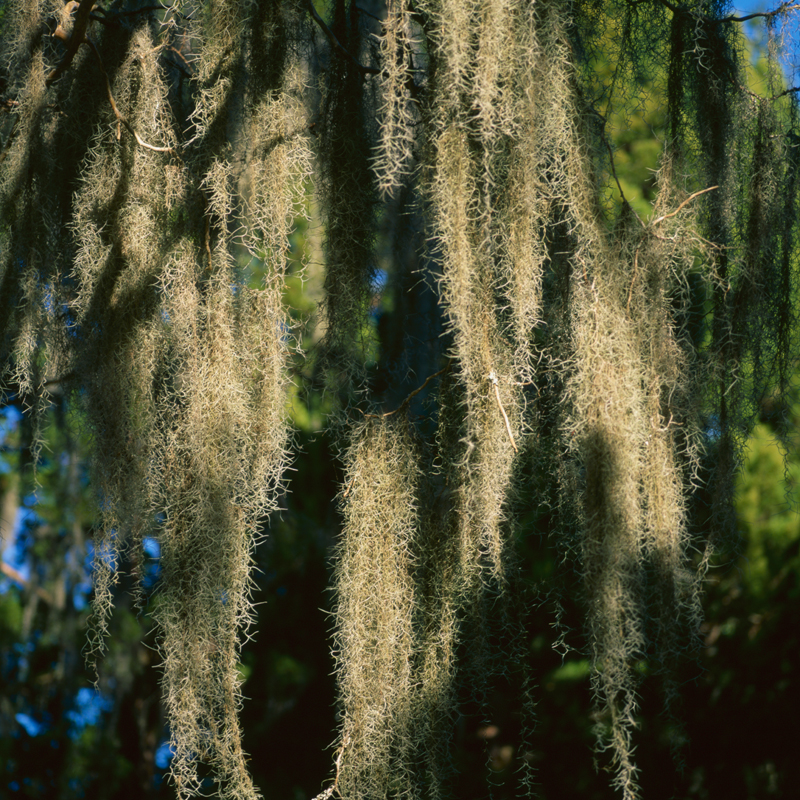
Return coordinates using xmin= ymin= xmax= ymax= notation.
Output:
xmin=305 ymin=0 xmax=380 ymax=75
xmin=489 ymin=371 xmax=518 ymax=453
xmin=85 ymin=38 xmax=176 ymax=154
xmin=363 ymin=360 xmax=452 ymax=419
xmin=312 ymin=734 xmax=350 ymax=800
xmin=651 ymin=185 xmax=718 ymax=225
xmin=43 ymin=371 xmax=76 ymax=389
xmin=203 ymin=213 xmax=213 ymax=270
xmin=94 ymin=4 xmax=168 ymax=18
xmin=603 ymin=136 xmax=644 ymax=227
xmin=341 ymin=473 xmax=356 ymax=500
xmin=354 ymin=4 xmax=382 ymax=22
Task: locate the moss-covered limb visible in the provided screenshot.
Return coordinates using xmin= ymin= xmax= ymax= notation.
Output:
xmin=673 ymin=9 xmax=759 ymax=539
xmin=46 ymin=0 xmax=96 ymax=84
xmin=0 ymin=7 xmax=100 ymax=379
xmin=64 ymin=16 xmax=181 ymax=655
xmin=1 ymin=3 xmax=301 ymax=797
xmin=421 ymin=3 xmax=585 ymax=773
xmin=5 ymin=0 xmax=800 ymax=796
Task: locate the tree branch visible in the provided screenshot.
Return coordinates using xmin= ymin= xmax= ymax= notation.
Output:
xmin=1 ymin=562 xmax=55 ymax=605
xmin=46 ymin=0 xmax=96 ymax=85
xmin=651 ymin=185 xmax=719 ymax=226
xmin=720 ymin=1 xmax=800 ymax=23
xmin=650 ymin=0 xmax=800 ymax=25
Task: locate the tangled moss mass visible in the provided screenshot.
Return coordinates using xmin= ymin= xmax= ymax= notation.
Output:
xmin=2 ymin=1 xmax=800 ymax=798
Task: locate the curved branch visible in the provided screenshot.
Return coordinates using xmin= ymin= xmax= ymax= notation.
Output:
xmin=1 ymin=562 xmax=55 ymax=605
xmin=362 ymin=360 xmax=452 ymax=419
xmin=720 ymin=1 xmax=800 ymax=23
xmin=651 ymin=185 xmax=719 ymax=226
xmin=85 ymin=38 xmax=176 ymax=154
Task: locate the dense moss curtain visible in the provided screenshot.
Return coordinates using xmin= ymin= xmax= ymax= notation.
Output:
xmin=2 ymin=1 xmax=799 ymax=798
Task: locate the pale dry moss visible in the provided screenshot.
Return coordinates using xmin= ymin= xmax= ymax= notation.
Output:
xmin=529 ymin=7 xmax=689 ymax=793
xmin=373 ymin=0 xmax=418 ymax=196
xmin=499 ymin=0 xmax=575 ymax=382
xmin=407 ymin=6 xmax=532 ymax=791
xmin=333 ymin=417 xmax=420 ymax=800
xmin=566 ymin=253 xmax=649 ymax=800
xmin=68 ymin=27 xmax=178 ymax=651
xmin=1 ymin=2 xmax=306 ymax=797
xmin=561 ymin=145 xmax=715 ymax=796
xmin=412 ymin=494 xmax=462 ymax=800
xmin=428 ymin=122 xmax=521 ymax=588
xmin=153 ymin=264 xmax=287 ymax=799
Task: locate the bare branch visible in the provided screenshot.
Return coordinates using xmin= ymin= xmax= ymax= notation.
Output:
xmin=362 ymin=360 xmax=452 ymax=419
xmin=651 ymin=0 xmax=800 ymax=25
xmin=1 ymin=562 xmax=55 ymax=605
xmin=85 ymin=38 xmax=176 ymax=155
xmin=721 ymin=1 xmax=800 ymax=23
xmin=651 ymin=185 xmax=719 ymax=226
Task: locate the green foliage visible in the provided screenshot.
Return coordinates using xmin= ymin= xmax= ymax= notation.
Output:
xmin=0 ymin=588 xmax=22 ymax=639
xmin=737 ymin=424 xmax=800 ymax=595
